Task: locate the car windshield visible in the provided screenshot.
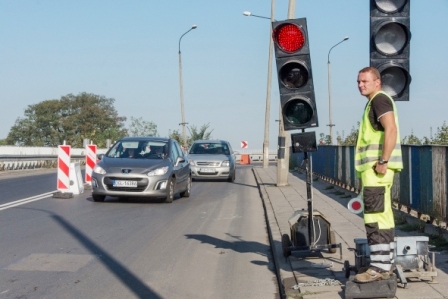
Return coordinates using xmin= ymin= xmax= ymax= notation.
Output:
xmin=106 ymin=140 xmax=168 ymax=159
xmin=189 ymin=142 xmax=230 ymax=155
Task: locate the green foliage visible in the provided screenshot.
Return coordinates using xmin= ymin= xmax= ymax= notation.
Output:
xmin=187 ymin=123 xmax=213 ymax=146
xmin=6 ymin=93 xmax=127 ymax=147
xmin=318 ymin=133 xmax=331 ymax=145
xmin=127 ymin=116 xmax=157 ymax=137
xmin=432 ymin=121 xmax=448 ymax=145
xmin=168 ymin=129 xmax=182 ymax=144
xmin=0 ymin=139 xmax=7 ymax=146
xmin=401 ymin=130 xmax=422 ymax=145
xmin=336 ymin=123 xmax=359 ymax=146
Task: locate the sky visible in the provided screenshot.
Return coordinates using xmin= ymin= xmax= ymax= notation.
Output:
xmin=1 ymin=0 xmax=447 ymax=151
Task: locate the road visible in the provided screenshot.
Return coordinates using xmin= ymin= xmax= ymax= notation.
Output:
xmin=0 ymin=165 xmax=279 ymax=299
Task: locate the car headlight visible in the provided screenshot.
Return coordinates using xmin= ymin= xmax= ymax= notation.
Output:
xmin=147 ymin=166 xmax=169 ymax=177
xmin=222 ymin=160 xmax=230 ymax=167
xmin=93 ymin=164 xmax=106 ymax=174
xmin=189 ymin=160 xmax=195 ymax=166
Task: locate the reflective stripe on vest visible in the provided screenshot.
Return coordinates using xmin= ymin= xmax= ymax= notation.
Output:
xmin=355 ymin=91 xmax=403 ymax=173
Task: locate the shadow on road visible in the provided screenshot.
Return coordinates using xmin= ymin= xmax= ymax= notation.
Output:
xmin=22 ymin=207 xmax=162 ymax=299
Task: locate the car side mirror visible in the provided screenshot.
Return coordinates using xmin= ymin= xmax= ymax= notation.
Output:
xmin=97 ymin=154 xmax=104 ymax=160
xmin=176 ymin=156 xmax=185 ymax=165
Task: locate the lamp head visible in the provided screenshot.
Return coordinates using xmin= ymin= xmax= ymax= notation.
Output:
xmin=243 ymin=11 xmax=251 ymax=16
xmin=343 ymin=36 xmax=349 ymax=41
xmin=192 ymin=25 xmax=197 ymax=29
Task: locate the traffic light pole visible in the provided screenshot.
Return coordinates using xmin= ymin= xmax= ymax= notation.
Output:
xmin=276 ymin=0 xmax=295 ymax=186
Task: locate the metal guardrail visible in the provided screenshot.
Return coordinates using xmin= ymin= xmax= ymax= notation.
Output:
xmin=0 ymin=155 xmax=86 ymax=171
xmin=0 ymin=152 xmax=279 ymax=171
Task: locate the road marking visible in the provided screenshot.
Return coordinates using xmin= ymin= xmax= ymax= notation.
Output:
xmin=0 ymin=191 xmax=56 ymax=211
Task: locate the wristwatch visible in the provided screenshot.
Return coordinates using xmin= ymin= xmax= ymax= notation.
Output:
xmin=378 ymin=158 xmax=388 ymax=165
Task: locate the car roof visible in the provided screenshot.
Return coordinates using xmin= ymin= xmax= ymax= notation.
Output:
xmin=118 ymin=136 xmax=171 ymax=142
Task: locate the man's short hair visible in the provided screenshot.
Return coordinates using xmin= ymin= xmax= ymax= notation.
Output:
xmin=359 ymin=66 xmax=381 ymax=81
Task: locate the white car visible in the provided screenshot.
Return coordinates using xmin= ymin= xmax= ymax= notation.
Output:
xmin=187 ymin=140 xmax=236 ymax=182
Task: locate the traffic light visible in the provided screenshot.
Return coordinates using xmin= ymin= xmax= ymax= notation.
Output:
xmin=272 ymin=18 xmax=318 ymax=130
xmin=370 ymin=0 xmax=411 ymax=101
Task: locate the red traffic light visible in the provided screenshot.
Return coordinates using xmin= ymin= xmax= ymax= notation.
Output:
xmin=273 ymin=23 xmax=305 ymax=53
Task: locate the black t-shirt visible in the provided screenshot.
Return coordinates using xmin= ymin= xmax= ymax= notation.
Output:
xmin=367 ymin=93 xmax=394 ymax=131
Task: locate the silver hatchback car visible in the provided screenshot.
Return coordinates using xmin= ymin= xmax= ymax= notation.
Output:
xmin=187 ymin=140 xmax=236 ymax=182
xmin=91 ymin=137 xmax=191 ymax=203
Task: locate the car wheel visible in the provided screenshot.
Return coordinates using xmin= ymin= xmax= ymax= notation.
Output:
xmin=165 ymin=178 xmax=174 ymax=203
xmin=92 ymin=195 xmax=105 ymax=202
xmin=227 ymin=170 xmax=235 ymax=182
xmin=180 ymin=175 xmax=191 ymax=198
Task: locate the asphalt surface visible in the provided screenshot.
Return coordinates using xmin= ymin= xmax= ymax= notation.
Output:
xmin=0 ymin=165 xmax=279 ymax=299
xmin=253 ymin=164 xmax=448 ymax=299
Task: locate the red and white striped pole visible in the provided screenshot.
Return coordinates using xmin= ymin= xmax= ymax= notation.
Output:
xmin=57 ymin=145 xmax=71 ymax=191
xmin=85 ymin=144 xmax=97 ymax=185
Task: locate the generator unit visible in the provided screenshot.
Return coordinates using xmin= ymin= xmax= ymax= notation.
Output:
xmin=282 ymin=209 xmax=341 ymax=258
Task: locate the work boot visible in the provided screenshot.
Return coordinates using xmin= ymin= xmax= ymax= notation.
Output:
xmin=354 ymin=268 xmax=388 ymax=283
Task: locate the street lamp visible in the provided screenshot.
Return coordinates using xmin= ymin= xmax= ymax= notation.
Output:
xmin=243 ymin=5 xmax=275 ymax=168
xmin=178 ymin=24 xmax=197 ymax=148
xmin=243 ymin=11 xmax=271 ymax=20
xmin=327 ymin=36 xmax=349 ymax=145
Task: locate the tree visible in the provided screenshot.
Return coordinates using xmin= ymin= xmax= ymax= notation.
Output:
xmin=432 ymin=121 xmax=448 ymax=145
xmin=337 ymin=123 xmax=359 ymax=146
xmin=168 ymin=129 xmax=182 ymax=144
xmin=401 ymin=130 xmax=422 ymax=145
xmin=318 ymin=133 xmax=331 ymax=145
xmin=0 ymin=139 xmax=7 ymax=146
xmin=127 ymin=117 xmax=157 ymax=137
xmin=187 ymin=123 xmax=213 ymax=146
xmin=6 ymin=93 xmax=127 ymax=147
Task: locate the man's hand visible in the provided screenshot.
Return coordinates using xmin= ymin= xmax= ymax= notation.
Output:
xmin=374 ymin=162 xmax=388 ymax=175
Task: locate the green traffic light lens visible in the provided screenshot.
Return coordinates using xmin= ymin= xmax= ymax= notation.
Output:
xmin=283 ymin=99 xmax=313 ymax=126
xmin=274 ymin=23 xmax=305 ymax=53
xmin=279 ymin=62 xmax=309 ymax=89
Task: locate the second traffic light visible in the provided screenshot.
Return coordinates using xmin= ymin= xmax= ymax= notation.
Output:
xmin=272 ymin=18 xmax=318 ymax=131
xmin=370 ymin=0 xmax=411 ymax=101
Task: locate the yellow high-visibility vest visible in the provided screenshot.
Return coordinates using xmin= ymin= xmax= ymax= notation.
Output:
xmin=355 ymin=91 xmax=403 ymax=174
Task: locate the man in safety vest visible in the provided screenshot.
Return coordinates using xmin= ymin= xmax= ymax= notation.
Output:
xmin=354 ymin=67 xmax=403 ymax=283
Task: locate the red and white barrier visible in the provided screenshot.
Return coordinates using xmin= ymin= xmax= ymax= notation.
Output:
xmin=57 ymin=145 xmax=71 ymax=191
xmin=85 ymin=144 xmax=97 ymax=184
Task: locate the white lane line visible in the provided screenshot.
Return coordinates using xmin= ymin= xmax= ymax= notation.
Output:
xmin=0 ymin=191 xmax=56 ymax=211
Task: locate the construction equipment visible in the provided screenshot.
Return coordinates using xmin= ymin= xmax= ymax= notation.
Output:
xmin=344 ymin=236 xmax=438 ymax=289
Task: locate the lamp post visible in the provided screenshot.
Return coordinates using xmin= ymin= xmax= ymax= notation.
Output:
xmin=327 ymin=36 xmax=349 ymax=145
xmin=243 ymin=2 xmax=275 ymax=168
xmin=178 ymin=24 xmax=197 ymax=148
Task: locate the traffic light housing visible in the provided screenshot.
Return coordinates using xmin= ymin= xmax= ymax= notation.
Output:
xmin=370 ymin=0 xmax=411 ymax=101
xmin=272 ymin=18 xmax=318 ymax=130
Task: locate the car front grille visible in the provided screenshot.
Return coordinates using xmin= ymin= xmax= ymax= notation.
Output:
xmin=104 ymin=177 xmax=148 ymax=192
xmin=196 ymin=161 xmax=220 ymax=167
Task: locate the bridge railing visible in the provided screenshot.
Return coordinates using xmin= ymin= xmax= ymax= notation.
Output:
xmin=0 ymin=146 xmax=278 ymax=171
xmin=292 ymin=145 xmax=448 ymax=224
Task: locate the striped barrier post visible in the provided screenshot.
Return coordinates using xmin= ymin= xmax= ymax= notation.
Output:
xmin=85 ymin=144 xmax=97 ymax=185
xmin=54 ymin=145 xmax=73 ymax=198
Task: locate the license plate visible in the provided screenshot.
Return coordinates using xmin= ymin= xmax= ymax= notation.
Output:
xmin=199 ymin=168 xmax=216 ymax=173
xmin=113 ymin=180 xmax=138 ymax=187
